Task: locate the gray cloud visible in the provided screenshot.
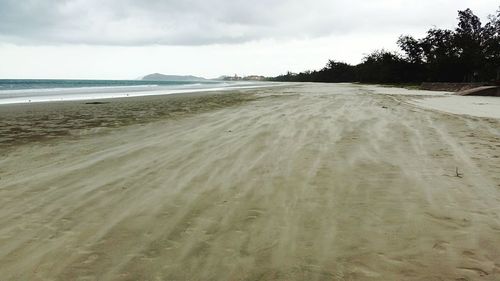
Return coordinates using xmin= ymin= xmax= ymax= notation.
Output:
xmin=0 ymin=0 xmax=498 ymax=45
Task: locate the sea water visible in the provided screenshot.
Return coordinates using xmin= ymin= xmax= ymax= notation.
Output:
xmin=0 ymin=79 xmax=273 ymax=104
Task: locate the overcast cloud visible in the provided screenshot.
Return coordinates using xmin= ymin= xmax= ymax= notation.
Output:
xmin=1 ymin=0 xmax=499 ymax=46
xmin=0 ymin=0 xmax=498 ymax=79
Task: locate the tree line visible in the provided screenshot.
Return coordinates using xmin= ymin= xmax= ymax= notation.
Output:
xmin=272 ymin=8 xmax=500 ymax=84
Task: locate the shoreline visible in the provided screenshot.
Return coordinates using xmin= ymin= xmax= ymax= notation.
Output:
xmin=2 ymin=83 xmax=499 ymax=151
xmin=0 ymin=82 xmax=283 ymax=105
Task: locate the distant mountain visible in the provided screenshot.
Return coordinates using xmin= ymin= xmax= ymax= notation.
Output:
xmin=141 ymin=73 xmax=207 ymax=81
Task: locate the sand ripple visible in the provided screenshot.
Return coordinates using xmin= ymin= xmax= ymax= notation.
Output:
xmin=0 ymin=84 xmax=499 ymax=280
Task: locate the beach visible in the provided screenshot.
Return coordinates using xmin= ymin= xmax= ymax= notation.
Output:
xmin=0 ymin=83 xmax=499 ymax=280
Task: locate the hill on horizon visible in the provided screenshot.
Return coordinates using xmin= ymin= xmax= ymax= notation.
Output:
xmin=141 ymin=73 xmax=207 ymax=81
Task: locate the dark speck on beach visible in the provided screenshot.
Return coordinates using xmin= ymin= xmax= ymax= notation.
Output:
xmin=85 ymin=102 xmax=110 ymax=105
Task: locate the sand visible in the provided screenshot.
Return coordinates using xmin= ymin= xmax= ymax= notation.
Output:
xmin=409 ymin=95 xmax=500 ymax=119
xmin=0 ymin=83 xmax=499 ymax=280
xmin=361 ymin=84 xmax=500 ymax=119
xmin=0 ymin=91 xmax=257 ymax=149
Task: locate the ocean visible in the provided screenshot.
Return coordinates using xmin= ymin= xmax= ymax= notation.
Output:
xmin=0 ymin=79 xmax=272 ymax=104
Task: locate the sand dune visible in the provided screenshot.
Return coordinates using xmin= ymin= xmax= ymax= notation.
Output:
xmin=0 ymin=83 xmax=499 ymax=280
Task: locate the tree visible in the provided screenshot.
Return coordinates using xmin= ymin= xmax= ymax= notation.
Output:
xmin=482 ymin=7 xmax=500 ymax=81
xmin=356 ymin=50 xmax=413 ymax=83
xmin=272 ymin=7 xmax=500 ymax=84
xmin=317 ymin=60 xmax=356 ymax=82
xmin=397 ymin=35 xmax=423 ymax=64
xmin=419 ymin=28 xmax=461 ymax=81
xmin=454 ymin=9 xmax=484 ymax=81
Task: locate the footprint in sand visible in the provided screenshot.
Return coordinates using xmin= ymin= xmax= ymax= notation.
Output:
xmin=457 ymin=267 xmax=489 ymax=277
xmin=82 ymin=253 xmax=100 ymax=265
xmin=432 ymin=240 xmax=450 ymax=252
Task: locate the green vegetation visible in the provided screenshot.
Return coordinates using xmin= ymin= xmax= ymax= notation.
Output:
xmin=272 ymin=8 xmax=500 ymax=84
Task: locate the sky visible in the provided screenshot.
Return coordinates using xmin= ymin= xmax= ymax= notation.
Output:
xmin=0 ymin=0 xmax=498 ymax=79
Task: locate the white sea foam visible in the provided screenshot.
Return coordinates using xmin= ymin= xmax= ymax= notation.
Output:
xmin=0 ymin=82 xmax=282 ymax=105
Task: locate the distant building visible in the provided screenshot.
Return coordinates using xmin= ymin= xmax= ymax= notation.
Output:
xmin=220 ymin=74 xmax=241 ymax=81
xmin=221 ymin=74 xmax=267 ymax=81
xmin=244 ymin=75 xmax=266 ymax=81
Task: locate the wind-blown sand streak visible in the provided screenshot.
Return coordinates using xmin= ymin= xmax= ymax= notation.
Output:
xmin=0 ymin=83 xmax=499 ymax=280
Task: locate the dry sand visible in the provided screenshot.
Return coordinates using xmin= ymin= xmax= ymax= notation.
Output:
xmin=410 ymin=95 xmax=500 ymax=119
xmin=0 ymin=83 xmax=499 ymax=280
xmin=366 ymin=84 xmax=500 ymax=119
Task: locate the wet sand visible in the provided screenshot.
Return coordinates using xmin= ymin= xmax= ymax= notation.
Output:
xmin=0 ymin=91 xmax=257 ymax=149
xmin=0 ymin=83 xmax=499 ymax=280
